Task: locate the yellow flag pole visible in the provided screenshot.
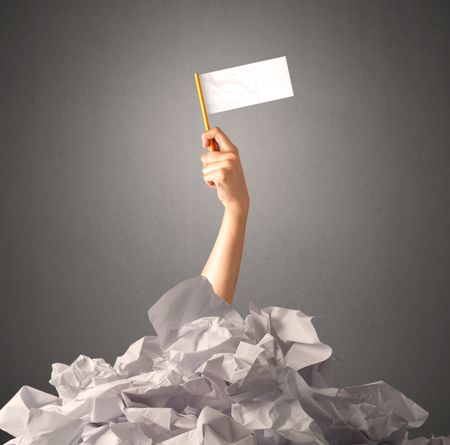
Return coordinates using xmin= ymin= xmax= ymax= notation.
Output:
xmin=194 ymin=72 xmax=217 ymax=152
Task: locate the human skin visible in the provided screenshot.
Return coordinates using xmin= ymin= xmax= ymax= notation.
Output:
xmin=200 ymin=127 xmax=250 ymax=305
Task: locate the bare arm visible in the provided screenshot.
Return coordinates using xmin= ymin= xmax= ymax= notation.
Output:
xmin=199 ymin=127 xmax=250 ymax=304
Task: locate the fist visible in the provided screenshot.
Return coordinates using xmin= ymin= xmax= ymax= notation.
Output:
xmin=200 ymin=127 xmax=250 ymax=214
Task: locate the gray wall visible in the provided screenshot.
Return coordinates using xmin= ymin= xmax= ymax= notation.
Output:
xmin=1 ymin=0 xmax=449 ymax=441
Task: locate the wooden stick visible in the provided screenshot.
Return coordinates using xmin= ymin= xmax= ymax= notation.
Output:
xmin=194 ymin=72 xmax=217 ymax=152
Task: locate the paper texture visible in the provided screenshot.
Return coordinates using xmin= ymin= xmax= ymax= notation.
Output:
xmin=199 ymin=56 xmax=294 ymax=114
xmin=1 ymin=275 xmax=448 ymax=444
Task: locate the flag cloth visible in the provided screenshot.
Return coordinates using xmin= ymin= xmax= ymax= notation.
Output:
xmin=199 ymin=56 xmax=294 ymax=114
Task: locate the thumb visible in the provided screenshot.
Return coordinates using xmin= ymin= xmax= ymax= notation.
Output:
xmin=201 ymin=126 xmax=238 ymax=153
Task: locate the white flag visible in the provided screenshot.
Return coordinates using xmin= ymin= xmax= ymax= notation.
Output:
xmin=199 ymin=56 xmax=294 ymax=114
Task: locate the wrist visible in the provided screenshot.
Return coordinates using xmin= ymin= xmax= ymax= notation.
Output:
xmin=224 ymin=201 xmax=249 ymax=220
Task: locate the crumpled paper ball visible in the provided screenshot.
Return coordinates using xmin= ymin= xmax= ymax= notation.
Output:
xmin=0 ymin=276 xmax=448 ymax=445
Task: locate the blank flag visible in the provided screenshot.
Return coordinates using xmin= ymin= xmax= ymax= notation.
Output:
xmin=199 ymin=56 xmax=294 ymax=114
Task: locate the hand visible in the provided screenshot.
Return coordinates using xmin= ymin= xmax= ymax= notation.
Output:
xmin=201 ymin=127 xmax=250 ymax=215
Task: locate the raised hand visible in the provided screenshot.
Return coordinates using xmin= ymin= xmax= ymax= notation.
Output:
xmin=200 ymin=127 xmax=250 ymax=215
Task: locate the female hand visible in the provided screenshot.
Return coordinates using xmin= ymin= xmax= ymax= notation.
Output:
xmin=201 ymin=127 xmax=250 ymax=215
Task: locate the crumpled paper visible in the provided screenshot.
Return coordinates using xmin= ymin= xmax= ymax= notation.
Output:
xmin=0 ymin=275 xmax=448 ymax=445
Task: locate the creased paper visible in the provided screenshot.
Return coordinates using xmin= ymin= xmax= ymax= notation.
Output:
xmin=199 ymin=56 xmax=294 ymax=114
xmin=1 ymin=275 xmax=448 ymax=444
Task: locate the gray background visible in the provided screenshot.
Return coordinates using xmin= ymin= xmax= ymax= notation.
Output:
xmin=1 ymin=0 xmax=449 ymax=441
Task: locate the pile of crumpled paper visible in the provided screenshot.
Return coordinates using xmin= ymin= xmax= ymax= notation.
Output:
xmin=1 ymin=276 xmax=449 ymax=444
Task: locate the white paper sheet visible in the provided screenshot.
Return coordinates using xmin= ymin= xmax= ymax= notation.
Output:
xmin=1 ymin=275 xmax=449 ymax=445
xmin=199 ymin=57 xmax=294 ymax=114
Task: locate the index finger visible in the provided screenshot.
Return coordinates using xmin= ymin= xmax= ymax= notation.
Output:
xmin=201 ymin=127 xmax=238 ymax=153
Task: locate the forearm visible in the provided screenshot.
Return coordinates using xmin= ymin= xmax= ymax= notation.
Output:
xmin=201 ymin=205 xmax=249 ymax=304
